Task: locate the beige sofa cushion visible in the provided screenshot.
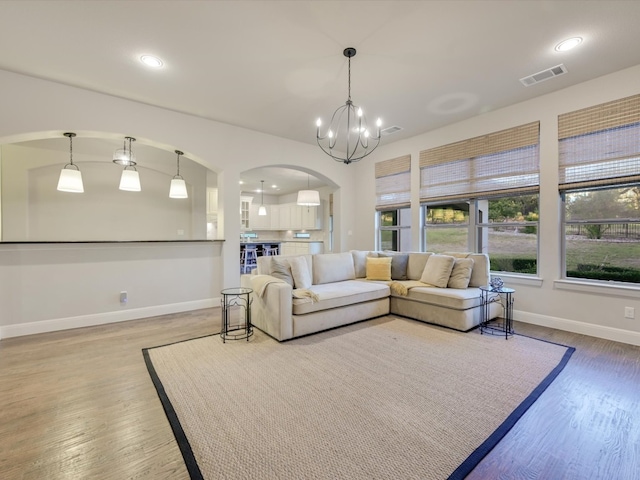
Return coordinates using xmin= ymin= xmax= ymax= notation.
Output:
xmin=257 ymin=254 xmax=313 ymax=278
xmin=351 ymin=250 xmax=378 ymax=278
xmin=293 ymin=280 xmax=390 ymax=315
xmin=313 ymin=252 xmax=356 ymax=285
xmin=420 ymin=254 xmax=455 ymax=287
xmin=444 ymin=252 xmax=490 ymax=287
xmin=400 ymin=284 xmax=483 ymax=310
xmin=447 ymin=258 xmax=475 ymax=289
xmin=289 ymin=256 xmax=312 ymax=289
xmin=407 ymin=252 xmax=433 ymax=280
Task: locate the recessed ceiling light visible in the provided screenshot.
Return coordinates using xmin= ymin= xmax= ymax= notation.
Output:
xmin=239 ymin=180 xmax=244 ymax=184
xmin=140 ymin=55 xmax=163 ymax=68
xmin=271 ymin=184 xmax=277 ymax=189
xmin=555 ymin=37 xmax=582 ymax=52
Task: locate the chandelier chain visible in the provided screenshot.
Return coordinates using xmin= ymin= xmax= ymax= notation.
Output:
xmin=347 ymin=55 xmax=351 ymax=102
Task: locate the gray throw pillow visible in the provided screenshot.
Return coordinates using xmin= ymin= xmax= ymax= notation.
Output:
xmin=379 ymin=252 xmax=409 ymax=280
xmin=270 ymin=258 xmax=294 ymax=287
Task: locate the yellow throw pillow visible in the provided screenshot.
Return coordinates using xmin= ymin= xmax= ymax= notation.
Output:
xmin=366 ymin=256 xmax=392 ymax=281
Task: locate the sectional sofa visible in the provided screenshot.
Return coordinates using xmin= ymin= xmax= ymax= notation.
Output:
xmin=240 ymin=250 xmax=502 ymax=341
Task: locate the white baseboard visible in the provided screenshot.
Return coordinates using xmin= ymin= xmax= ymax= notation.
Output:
xmin=515 ymin=309 xmax=640 ymax=347
xmin=0 ymin=298 xmax=220 ymax=340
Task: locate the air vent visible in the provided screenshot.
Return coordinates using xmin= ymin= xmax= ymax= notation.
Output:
xmin=520 ymin=64 xmax=568 ymax=87
xmin=381 ymin=125 xmax=403 ymax=136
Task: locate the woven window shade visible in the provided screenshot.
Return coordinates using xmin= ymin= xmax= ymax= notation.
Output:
xmin=559 ymin=94 xmax=640 ymax=191
xmin=419 ymin=122 xmax=540 ymax=202
xmin=375 ymin=155 xmax=411 ymax=210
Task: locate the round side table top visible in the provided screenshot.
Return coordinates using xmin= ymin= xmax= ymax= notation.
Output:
xmin=479 ymin=286 xmax=515 ymax=294
xmin=221 ymin=287 xmax=253 ymax=296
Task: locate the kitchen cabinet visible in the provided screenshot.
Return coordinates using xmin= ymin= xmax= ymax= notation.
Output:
xmin=206 ymin=188 xmax=218 ymax=214
xmin=299 ymin=204 xmax=322 ymax=230
xmin=279 ymin=242 xmax=324 ymax=255
xmin=249 ymin=204 xmax=271 ymax=230
xmin=275 ymin=203 xmax=322 ymax=231
xmin=240 ymin=196 xmax=252 ymax=230
xmin=244 ymin=201 xmax=323 ymax=231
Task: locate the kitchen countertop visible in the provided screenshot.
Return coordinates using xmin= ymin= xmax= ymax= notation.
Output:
xmin=241 ymin=240 xmax=323 ymax=244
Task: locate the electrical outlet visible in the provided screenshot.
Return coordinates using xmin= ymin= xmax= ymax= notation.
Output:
xmin=120 ymin=291 xmax=128 ymax=304
xmin=624 ymin=307 xmax=635 ymax=319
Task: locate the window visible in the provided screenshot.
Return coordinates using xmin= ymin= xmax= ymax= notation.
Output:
xmin=477 ymin=194 xmax=539 ymax=274
xmin=422 ymin=195 xmax=539 ymax=274
xmin=376 ymin=155 xmax=411 ymax=251
xmin=379 ymin=208 xmax=412 ymax=252
xmin=559 ymin=94 xmax=640 ymax=284
xmin=420 ymin=122 xmax=540 ymax=274
xmin=422 ymin=202 xmax=469 ymax=253
xmin=563 ymin=187 xmax=640 ymax=283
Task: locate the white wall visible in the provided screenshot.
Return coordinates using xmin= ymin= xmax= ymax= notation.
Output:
xmin=0 ymin=68 xmax=359 ymax=337
xmin=353 ymin=64 xmax=640 ymax=345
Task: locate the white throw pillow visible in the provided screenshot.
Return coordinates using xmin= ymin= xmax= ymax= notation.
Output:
xmin=420 ymin=254 xmax=456 ymax=288
xmin=447 ymin=258 xmax=475 ymax=289
xmin=289 ymin=256 xmax=312 ymax=289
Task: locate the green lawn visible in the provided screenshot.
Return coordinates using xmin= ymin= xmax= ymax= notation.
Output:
xmin=426 ymin=227 xmax=640 ymax=281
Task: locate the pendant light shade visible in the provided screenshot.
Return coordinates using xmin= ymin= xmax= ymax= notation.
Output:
xmin=297 ymin=189 xmax=321 ymax=206
xmin=57 ymin=132 xmax=84 ymax=193
xmin=169 ymin=150 xmax=188 ymax=198
xmin=258 ymin=180 xmax=267 ymax=215
xmin=119 ymin=166 xmax=141 ymax=191
xmin=297 ymin=174 xmax=320 ymax=206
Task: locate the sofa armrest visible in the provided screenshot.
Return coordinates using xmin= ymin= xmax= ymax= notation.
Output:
xmin=241 ymin=274 xmax=293 ymax=341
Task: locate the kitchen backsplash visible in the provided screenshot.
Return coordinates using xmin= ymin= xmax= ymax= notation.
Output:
xmin=249 ymin=230 xmax=326 ymax=242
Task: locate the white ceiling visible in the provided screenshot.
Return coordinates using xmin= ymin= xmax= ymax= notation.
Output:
xmin=2 ymin=0 xmax=640 ymax=194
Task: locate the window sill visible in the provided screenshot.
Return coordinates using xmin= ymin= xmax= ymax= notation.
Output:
xmin=490 ymin=273 xmax=543 ymax=288
xmin=554 ymin=279 xmax=640 ymax=299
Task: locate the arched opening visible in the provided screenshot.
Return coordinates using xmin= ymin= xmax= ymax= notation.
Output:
xmin=0 ymin=133 xmax=218 ymax=242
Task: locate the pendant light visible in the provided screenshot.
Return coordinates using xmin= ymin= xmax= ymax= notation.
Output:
xmin=169 ymin=150 xmax=188 ymax=198
xmin=114 ymin=136 xmax=141 ymax=191
xmin=258 ymin=180 xmax=267 ymax=216
xmin=297 ymin=174 xmax=320 ymax=206
xmin=119 ymin=165 xmax=141 ymax=191
xmin=57 ymin=132 xmax=84 ymax=193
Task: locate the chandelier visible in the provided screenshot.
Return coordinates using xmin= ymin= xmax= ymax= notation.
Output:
xmin=316 ymin=47 xmax=382 ymax=165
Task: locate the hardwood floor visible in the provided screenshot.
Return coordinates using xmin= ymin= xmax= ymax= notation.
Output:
xmin=0 ymin=310 xmax=216 ymax=480
xmin=1 ymin=312 xmax=638 ymax=479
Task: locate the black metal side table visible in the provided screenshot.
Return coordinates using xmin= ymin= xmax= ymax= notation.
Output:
xmin=220 ymin=287 xmax=253 ymax=343
xmin=479 ymin=286 xmax=515 ymax=339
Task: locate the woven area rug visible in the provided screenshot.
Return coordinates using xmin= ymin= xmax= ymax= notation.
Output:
xmin=143 ymin=316 xmax=574 ymax=480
